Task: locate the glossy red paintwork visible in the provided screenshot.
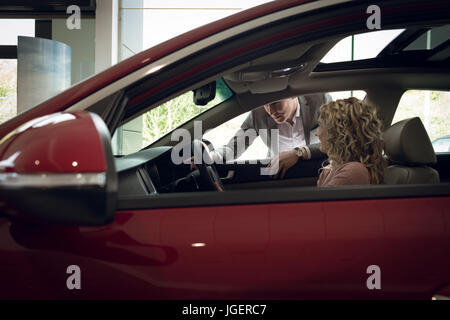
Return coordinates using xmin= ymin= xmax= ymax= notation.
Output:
xmin=1 ymin=197 xmax=449 ymax=299
xmin=0 ymin=112 xmax=106 ymax=173
xmin=0 ymin=0 xmax=312 ymax=140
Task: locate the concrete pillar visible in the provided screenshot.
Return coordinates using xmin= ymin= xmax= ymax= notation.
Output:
xmin=95 ymin=0 xmax=119 ymax=73
xmin=119 ymin=0 xmax=144 ymax=60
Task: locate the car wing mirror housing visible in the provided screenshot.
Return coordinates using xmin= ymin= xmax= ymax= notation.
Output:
xmin=0 ymin=111 xmax=117 ymax=226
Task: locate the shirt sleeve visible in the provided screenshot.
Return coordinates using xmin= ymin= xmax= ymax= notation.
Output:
xmin=302 ymin=146 xmax=311 ymax=160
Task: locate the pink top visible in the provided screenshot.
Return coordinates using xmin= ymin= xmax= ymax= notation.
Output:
xmin=317 ymin=161 xmax=370 ymax=187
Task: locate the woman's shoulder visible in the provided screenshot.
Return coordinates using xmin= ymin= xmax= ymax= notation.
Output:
xmin=337 ymin=161 xmax=368 ymax=172
xmin=318 ymin=161 xmax=371 ymax=187
xmin=335 ymin=161 xmax=370 ymax=183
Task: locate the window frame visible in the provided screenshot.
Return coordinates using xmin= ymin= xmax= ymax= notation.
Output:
xmin=104 ymin=0 xmax=450 ymax=210
xmin=112 ymin=79 xmax=234 ymax=156
xmin=117 ymin=183 xmax=450 ymax=210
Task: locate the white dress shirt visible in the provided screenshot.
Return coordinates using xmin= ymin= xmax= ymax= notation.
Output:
xmin=212 ymin=99 xmax=319 ymax=162
xmin=276 ymin=100 xmax=313 ymax=159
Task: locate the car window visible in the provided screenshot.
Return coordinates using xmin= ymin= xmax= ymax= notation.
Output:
xmin=432 ymin=137 xmax=450 ymax=153
xmin=203 ymin=91 xmax=366 ymax=161
xmin=0 ymin=59 xmax=17 ymax=125
xmin=112 ymin=78 xmax=233 ymax=156
xmin=320 ymin=29 xmax=404 ymax=63
xmin=392 ymin=90 xmax=450 ymax=153
xmin=203 ymin=111 xmax=269 ymax=160
xmin=404 ymin=25 xmax=450 ymax=51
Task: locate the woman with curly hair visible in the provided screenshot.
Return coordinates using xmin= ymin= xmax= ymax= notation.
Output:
xmin=315 ymin=97 xmax=386 ymax=187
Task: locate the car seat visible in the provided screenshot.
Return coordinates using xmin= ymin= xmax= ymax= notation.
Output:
xmin=383 ymin=117 xmax=439 ymax=184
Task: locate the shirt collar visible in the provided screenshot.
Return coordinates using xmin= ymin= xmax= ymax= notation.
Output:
xmin=291 ymin=100 xmax=301 ymax=125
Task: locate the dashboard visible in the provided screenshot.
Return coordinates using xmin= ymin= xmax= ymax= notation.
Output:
xmin=114 ymin=147 xmax=193 ymax=196
xmin=113 ymin=145 xmax=321 ymax=195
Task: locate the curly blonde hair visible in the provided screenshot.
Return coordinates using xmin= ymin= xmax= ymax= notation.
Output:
xmin=318 ymin=97 xmax=386 ymax=184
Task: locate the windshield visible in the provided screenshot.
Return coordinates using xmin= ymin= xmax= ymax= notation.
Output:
xmin=112 ymin=78 xmax=233 ymax=156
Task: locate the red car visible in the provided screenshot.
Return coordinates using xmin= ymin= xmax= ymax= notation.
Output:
xmin=1 ymin=0 xmax=449 ymax=299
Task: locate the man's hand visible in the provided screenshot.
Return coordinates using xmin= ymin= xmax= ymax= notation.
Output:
xmin=267 ymin=149 xmax=301 ymax=179
xmin=186 ymin=149 xmax=223 ymax=171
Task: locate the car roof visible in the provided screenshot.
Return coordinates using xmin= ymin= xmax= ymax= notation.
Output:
xmin=225 ymin=23 xmax=450 ymax=96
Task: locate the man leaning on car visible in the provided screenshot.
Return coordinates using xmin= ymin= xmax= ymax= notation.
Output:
xmin=212 ymin=93 xmax=332 ymax=179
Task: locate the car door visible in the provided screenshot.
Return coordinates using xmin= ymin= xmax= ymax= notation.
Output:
xmin=92 ymin=0 xmax=450 ymax=298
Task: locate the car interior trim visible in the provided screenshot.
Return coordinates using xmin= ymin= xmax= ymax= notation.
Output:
xmin=117 ymin=183 xmax=450 ymax=210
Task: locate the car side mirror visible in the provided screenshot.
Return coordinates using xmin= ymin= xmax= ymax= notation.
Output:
xmin=0 ymin=111 xmax=117 ymax=226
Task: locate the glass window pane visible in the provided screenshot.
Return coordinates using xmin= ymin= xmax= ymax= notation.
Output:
xmin=203 ymin=111 xmax=268 ymax=160
xmin=113 ymin=78 xmax=234 ymax=155
xmin=204 ymin=91 xmax=367 ymax=161
xmin=321 ymin=29 xmax=404 ymax=63
xmin=353 ymin=29 xmax=404 ymax=59
xmin=393 ymin=90 xmax=450 ymax=153
xmin=0 ymin=19 xmax=34 ymax=45
xmin=404 ymin=25 xmax=450 ymax=51
xmin=0 ymin=60 xmax=17 ymax=125
xmin=119 ymin=1 xmax=272 ymax=61
xmin=329 ymin=90 xmax=366 ymax=101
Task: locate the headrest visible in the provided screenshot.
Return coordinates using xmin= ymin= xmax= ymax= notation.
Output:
xmin=384 ymin=117 xmax=436 ymax=165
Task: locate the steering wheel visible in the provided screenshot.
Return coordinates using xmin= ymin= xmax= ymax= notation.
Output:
xmin=192 ymin=139 xmax=225 ymax=192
